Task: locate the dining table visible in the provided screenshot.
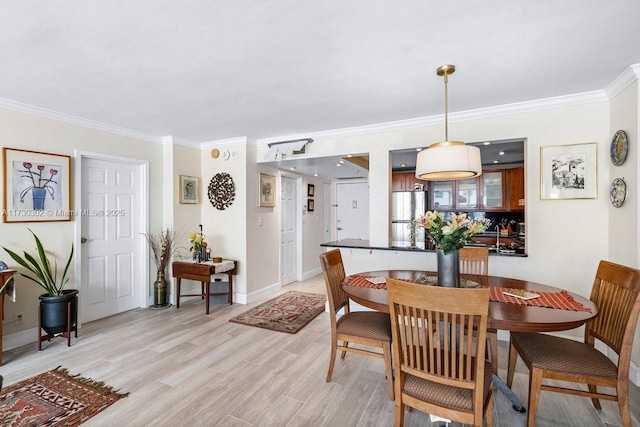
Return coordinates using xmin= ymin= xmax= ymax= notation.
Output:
xmin=341 ymin=269 xmax=598 ymax=412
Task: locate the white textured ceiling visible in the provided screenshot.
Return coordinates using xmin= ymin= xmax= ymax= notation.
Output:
xmin=1 ymin=1 xmax=639 ymax=145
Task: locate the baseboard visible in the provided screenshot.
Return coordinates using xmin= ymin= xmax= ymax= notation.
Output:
xmin=301 ymin=267 xmax=321 ymax=281
xmin=3 ymin=327 xmax=39 ymax=351
xmin=240 ymin=281 xmax=281 ymax=305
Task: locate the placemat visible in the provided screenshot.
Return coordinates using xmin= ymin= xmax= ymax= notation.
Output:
xmin=490 ymin=287 xmax=592 ymax=312
xmin=343 ymin=275 xmax=481 ymax=289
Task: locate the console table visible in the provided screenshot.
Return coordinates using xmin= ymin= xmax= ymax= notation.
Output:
xmin=0 ymin=269 xmax=17 ymax=366
xmin=172 ymin=260 xmax=237 ymax=314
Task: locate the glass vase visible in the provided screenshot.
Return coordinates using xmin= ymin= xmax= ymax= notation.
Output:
xmin=436 ymin=249 xmax=460 ymax=288
xmin=154 ymin=270 xmax=167 ymax=306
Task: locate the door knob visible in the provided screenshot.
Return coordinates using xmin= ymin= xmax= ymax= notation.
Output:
xmin=81 ymin=237 xmax=87 ymax=244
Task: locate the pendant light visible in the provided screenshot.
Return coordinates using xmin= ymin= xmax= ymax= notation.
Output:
xmin=415 ymin=65 xmax=482 ymax=181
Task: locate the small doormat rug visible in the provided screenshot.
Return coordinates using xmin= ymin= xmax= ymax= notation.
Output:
xmin=229 ymin=291 xmax=326 ymax=334
xmin=0 ymin=366 xmax=129 ymax=426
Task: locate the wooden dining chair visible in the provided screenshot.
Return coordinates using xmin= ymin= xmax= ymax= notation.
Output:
xmin=459 ymin=246 xmax=489 ymax=276
xmin=319 ymin=249 xmax=394 ymax=400
xmin=387 ymin=278 xmax=493 ymax=427
xmin=506 ymin=260 xmax=640 ymax=427
xmin=460 ymin=246 xmax=498 ymax=374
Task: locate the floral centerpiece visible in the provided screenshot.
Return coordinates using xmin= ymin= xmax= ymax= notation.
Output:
xmin=189 ymin=230 xmax=205 ymax=261
xmin=414 ymin=210 xmax=487 ymax=254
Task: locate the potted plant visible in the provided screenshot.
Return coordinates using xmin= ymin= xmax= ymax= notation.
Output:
xmin=2 ymin=229 xmax=76 ymax=335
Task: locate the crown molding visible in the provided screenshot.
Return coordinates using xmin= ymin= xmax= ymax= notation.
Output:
xmin=256 ymin=90 xmax=608 ymax=146
xmin=0 ymin=97 xmax=164 ymax=143
xmin=200 ymin=136 xmax=248 ymax=149
xmin=605 ymin=63 xmax=640 ymax=99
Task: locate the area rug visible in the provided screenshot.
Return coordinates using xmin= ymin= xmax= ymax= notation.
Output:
xmin=0 ymin=366 xmax=129 ymax=426
xmin=229 ymin=290 xmax=326 ymax=334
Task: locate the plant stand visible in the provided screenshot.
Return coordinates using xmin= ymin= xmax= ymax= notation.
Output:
xmin=38 ymin=299 xmax=77 ymax=350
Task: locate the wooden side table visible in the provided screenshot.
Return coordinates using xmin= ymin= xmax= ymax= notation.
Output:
xmin=172 ymin=260 xmax=237 ymax=314
xmin=0 ymin=269 xmax=17 ymax=366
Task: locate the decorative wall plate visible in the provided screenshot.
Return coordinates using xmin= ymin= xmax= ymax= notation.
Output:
xmin=208 ymin=172 xmax=235 ymax=210
xmin=610 ymin=177 xmax=627 ymax=208
xmin=610 ymin=130 xmax=628 ymax=166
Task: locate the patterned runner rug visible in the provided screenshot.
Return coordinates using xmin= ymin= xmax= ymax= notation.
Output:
xmin=229 ymin=290 xmax=326 ymax=334
xmin=0 ymin=366 xmax=129 ymax=426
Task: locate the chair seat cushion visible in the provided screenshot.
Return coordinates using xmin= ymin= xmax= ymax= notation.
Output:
xmin=403 ymin=360 xmax=493 ymax=412
xmin=511 ymin=332 xmax=618 ymax=378
xmin=336 ymin=311 xmax=392 ymax=341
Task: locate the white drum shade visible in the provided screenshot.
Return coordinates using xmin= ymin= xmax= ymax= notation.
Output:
xmin=415 ymin=142 xmax=482 ymax=181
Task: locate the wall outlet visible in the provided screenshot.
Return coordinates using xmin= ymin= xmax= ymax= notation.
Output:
xmin=14 ymin=312 xmax=23 ymax=325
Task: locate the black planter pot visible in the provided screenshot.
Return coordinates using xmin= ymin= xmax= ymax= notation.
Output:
xmin=39 ymin=289 xmax=78 ymax=335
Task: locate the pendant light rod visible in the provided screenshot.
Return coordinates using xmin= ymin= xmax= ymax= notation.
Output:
xmin=436 ymin=64 xmax=455 ymax=142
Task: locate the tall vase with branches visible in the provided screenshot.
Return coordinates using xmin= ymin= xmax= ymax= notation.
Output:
xmin=143 ymin=227 xmax=178 ymax=307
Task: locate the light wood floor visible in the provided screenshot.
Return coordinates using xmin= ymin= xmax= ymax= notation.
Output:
xmin=1 ymin=274 xmax=638 ymax=426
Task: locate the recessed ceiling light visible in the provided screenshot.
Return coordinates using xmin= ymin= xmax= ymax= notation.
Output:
xmin=493 ymin=160 xmax=499 ymax=164
xmin=289 ymin=167 xmax=296 ymax=170
xmin=313 ymin=173 xmax=318 ymax=177
xmin=416 ymin=148 xmax=423 ymax=152
xmin=499 ymin=151 xmax=505 ymax=155
xmin=401 ymin=163 xmax=407 ymax=167
xmin=354 ymin=170 xmax=360 ymax=173
xmin=483 ymin=142 xmax=491 ymax=145
xmin=339 ymin=160 xmax=345 ymax=164
xmin=347 ymin=154 xmax=353 ymax=157
xmin=336 ymin=163 xmax=342 ymax=167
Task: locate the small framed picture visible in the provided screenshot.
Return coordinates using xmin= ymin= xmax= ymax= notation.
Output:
xmin=179 ymin=175 xmax=200 ymax=204
xmin=307 ymin=199 xmax=315 ymax=212
xmin=307 ymin=184 xmax=315 ymax=197
xmin=2 ymin=147 xmax=71 ymax=222
xmin=259 ymin=173 xmax=276 ymax=207
xmin=540 ymin=142 xmax=597 ymax=200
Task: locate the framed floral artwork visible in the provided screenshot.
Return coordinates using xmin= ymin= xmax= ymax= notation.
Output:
xmin=259 ymin=173 xmax=275 ymax=207
xmin=540 ymin=142 xmax=597 ymax=200
xmin=2 ymin=148 xmax=71 ymax=223
xmin=179 ymin=175 xmax=199 ymax=204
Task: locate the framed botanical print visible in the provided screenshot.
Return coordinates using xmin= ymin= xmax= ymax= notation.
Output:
xmin=3 ymin=148 xmax=71 ymax=222
xmin=179 ymin=175 xmax=200 ymax=204
xmin=259 ymin=173 xmax=275 ymax=207
xmin=540 ymin=142 xmax=597 ymax=200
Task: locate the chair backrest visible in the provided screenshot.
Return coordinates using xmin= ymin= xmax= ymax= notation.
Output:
xmin=319 ymin=249 xmax=348 ymax=316
xmin=459 ymin=247 xmax=489 ymax=276
xmin=586 ymin=260 xmax=640 ymax=378
xmin=387 ymin=278 xmax=490 ymax=404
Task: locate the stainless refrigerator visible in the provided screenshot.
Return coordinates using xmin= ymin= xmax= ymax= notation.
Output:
xmin=391 ymin=191 xmax=427 ymax=248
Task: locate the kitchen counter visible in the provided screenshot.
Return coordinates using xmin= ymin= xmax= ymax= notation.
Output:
xmin=321 ymin=239 xmax=527 ymax=257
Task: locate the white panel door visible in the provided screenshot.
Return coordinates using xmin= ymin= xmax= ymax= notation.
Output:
xmin=336 ymin=182 xmax=369 ymax=240
xmin=81 ymin=158 xmax=141 ymax=322
xmin=280 ymin=176 xmax=297 ymax=285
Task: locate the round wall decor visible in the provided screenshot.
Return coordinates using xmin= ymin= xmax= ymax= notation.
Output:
xmin=610 ymin=177 xmax=627 ymax=208
xmin=610 ymin=130 xmax=628 ymax=166
xmin=208 ymin=172 xmax=235 ymax=210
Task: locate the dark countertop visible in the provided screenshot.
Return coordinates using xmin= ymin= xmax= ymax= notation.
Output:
xmin=321 ymin=239 xmax=527 ymax=257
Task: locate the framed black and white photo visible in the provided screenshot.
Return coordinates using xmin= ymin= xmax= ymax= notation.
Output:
xmin=307 ymin=184 xmax=315 ymax=197
xmin=2 ymin=147 xmax=71 ymax=222
xmin=179 ymin=175 xmax=200 ymax=204
xmin=540 ymin=142 xmax=597 ymax=200
xmin=307 ymin=199 xmax=315 ymax=212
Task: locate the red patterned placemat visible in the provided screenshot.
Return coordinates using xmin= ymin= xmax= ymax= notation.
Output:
xmin=342 ymin=275 xmax=397 ymax=289
xmin=490 ymin=287 xmax=591 ymax=312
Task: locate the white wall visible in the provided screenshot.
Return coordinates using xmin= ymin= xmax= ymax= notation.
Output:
xmin=0 ymin=107 xmax=164 ymax=340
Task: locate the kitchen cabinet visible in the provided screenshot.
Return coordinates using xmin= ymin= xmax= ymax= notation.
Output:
xmin=507 ymin=167 xmax=525 ymax=211
xmin=391 ymin=171 xmax=423 ymax=192
xmin=481 ymin=170 xmax=505 ymax=210
xmin=428 ymin=167 xmax=523 ymax=212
